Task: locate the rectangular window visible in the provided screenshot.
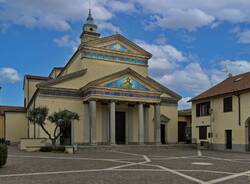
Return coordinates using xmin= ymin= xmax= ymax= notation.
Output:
xmin=224 ymin=96 xmax=232 ymax=112
xmin=199 ymin=126 xmax=207 ymax=140
xmin=196 ymin=102 xmax=210 ymax=117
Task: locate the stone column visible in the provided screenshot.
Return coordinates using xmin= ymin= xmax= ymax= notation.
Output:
xmin=110 ymin=101 xmax=116 ymax=145
xmin=83 ymin=103 xmax=90 ymax=144
xmin=138 ymin=103 xmax=144 ymax=144
xmin=154 ymin=104 xmax=161 ymax=144
xmin=89 ymin=100 xmax=96 ymax=145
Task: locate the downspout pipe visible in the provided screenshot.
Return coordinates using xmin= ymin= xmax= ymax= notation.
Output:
xmin=236 ymin=94 xmax=241 ymax=126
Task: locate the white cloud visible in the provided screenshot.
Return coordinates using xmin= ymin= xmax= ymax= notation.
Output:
xmin=53 ymin=35 xmax=80 ymax=51
xmin=136 ymin=41 xmax=211 ymax=95
xmin=154 ymin=34 xmax=168 ymax=44
xmin=221 ymin=60 xmax=250 ymax=75
xmin=178 ymin=97 xmax=192 ymax=110
xmin=153 ymin=9 xmax=215 ymax=31
xmin=0 ymin=0 xmax=112 ymax=31
xmin=158 ymin=63 xmax=211 ymax=95
xmin=0 ymin=68 xmax=20 ymax=83
xmin=98 ymin=22 xmax=121 ymax=34
xmin=0 ymin=23 xmax=9 ymax=33
xmin=109 ymin=1 xmax=135 ymax=12
xmin=131 ymin=0 xmax=250 ymax=31
xmin=237 ymin=30 xmax=250 ymax=44
xmin=2 ymin=0 xmax=250 ymax=32
xmin=136 ymin=41 xmax=186 ymax=77
xmin=139 ymin=40 xmax=250 ymax=100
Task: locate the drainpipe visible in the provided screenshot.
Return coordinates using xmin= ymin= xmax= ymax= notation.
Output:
xmin=236 ymin=94 xmax=241 ymax=126
xmin=209 ymin=107 xmax=214 ymax=149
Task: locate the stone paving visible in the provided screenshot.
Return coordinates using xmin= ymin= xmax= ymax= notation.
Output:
xmin=0 ymin=146 xmax=250 ymax=184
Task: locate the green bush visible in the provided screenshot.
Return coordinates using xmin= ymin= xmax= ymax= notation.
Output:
xmin=0 ymin=144 xmax=8 ymax=167
xmin=39 ymin=146 xmax=65 ymax=153
xmin=52 ymin=146 xmax=65 ymax=152
xmin=40 ymin=146 xmax=53 ymax=152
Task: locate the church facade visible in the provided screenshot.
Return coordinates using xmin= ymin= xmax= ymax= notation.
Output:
xmin=2 ymin=11 xmax=181 ymax=146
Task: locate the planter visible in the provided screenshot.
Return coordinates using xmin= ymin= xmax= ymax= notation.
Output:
xmin=19 ymin=138 xmax=48 ymax=151
xmin=65 ymin=146 xmax=74 ymax=154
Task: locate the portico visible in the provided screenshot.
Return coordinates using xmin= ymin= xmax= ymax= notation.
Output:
xmin=84 ymin=99 xmax=161 ymax=145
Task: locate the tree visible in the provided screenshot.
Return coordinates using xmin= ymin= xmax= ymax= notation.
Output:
xmin=28 ymin=107 xmax=79 ymax=147
xmin=48 ymin=110 xmax=79 ymax=146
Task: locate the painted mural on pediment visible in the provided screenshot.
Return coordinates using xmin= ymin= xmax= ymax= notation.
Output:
xmin=102 ymin=76 xmax=149 ymax=91
xmin=102 ymin=42 xmax=132 ymax=53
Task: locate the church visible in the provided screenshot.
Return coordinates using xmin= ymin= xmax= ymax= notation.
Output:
xmin=0 ymin=10 xmax=181 ymax=146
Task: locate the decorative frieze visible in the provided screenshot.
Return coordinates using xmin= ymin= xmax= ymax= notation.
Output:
xmin=82 ymin=51 xmax=146 ymax=65
xmin=84 ymin=90 xmax=160 ymax=100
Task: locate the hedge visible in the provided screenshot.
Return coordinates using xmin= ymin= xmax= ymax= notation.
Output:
xmin=0 ymin=143 xmax=7 ymax=167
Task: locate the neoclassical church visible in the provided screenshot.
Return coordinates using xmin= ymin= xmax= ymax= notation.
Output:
xmin=0 ymin=11 xmax=181 ymax=146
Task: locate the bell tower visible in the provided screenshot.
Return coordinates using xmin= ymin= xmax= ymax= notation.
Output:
xmin=80 ymin=9 xmax=100 ymax=43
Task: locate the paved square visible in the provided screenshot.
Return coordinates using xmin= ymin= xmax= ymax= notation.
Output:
xmin=0 ymin=146 xmax=250 ymax=184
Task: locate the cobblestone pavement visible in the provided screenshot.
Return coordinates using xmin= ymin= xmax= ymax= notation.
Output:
xmin=0 ymin=146 xmax=250 ymax=184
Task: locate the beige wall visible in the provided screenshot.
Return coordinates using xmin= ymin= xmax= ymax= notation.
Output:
xmin=0 ymin=115 xmax=4 ymax=139
xmin=53 ymin=58 xmax=148 ymax=90
xmin=60 ymin=53 xmax=82 ymax=76
xmin=161 ymin=105 xmax=178 ymax=143
xmin=178 ymin=115 xmax=192 ymax=128
xmin=50 ymin=69 xmax=62 ymax=79
xmin=5 ymin=112 xmax=27 ymax=143
xmin=192 ymin=93 xmax=250 ymax=150
xmin=33 ymin=95 xmax=84 ymax=144
xmin=24 ymin=79 xmax=44 ymax=107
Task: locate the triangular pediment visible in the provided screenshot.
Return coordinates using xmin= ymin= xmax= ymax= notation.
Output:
xmin=81 ymin=68 xmax=161 ymax=93
xmin=101 ymin=75 xmax=151 ymax=91
xmin=102 ymin=42 xmax=132 ymax=53
xmin=85 ymin=34 xmax=152 ymax=58
xmin=80 ymin=68 xmax=181 ymax=100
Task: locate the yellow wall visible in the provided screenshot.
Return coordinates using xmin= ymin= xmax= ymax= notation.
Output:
xmin=178 ymin=115 xmax=192 ymax=127
xmin=192 ymin=94 xmax=249 ymax=147
xmin=5 ymin=112 xmax=27 ymax=143
xmin=0 ymin=115 xmax=4 ymax=139
xmin=161 ymin=105 xmax=178 ymax=143
xmin=34 ymin=95 xmax=84 ymax=144
xmin=53 ymin=58 xmax=148 ymax=90
xmin=24 ymin=79 xmax=44 ymax=107
xmin=50 ymin=69 xmax=62 ymax=78
xmin=60 ymin=53 xmax=82 ymax=76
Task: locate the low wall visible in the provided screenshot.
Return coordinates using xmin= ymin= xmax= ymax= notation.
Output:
xmin=19 ymin=138 xmax=49 ymax=150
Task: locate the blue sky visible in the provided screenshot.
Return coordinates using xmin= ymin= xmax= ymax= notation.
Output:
xmin=1 ymin=0 xmax=250 ymax=109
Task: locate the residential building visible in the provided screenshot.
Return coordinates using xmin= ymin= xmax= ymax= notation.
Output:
xmin=190 ymin=72 xmax=250 ymax=152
